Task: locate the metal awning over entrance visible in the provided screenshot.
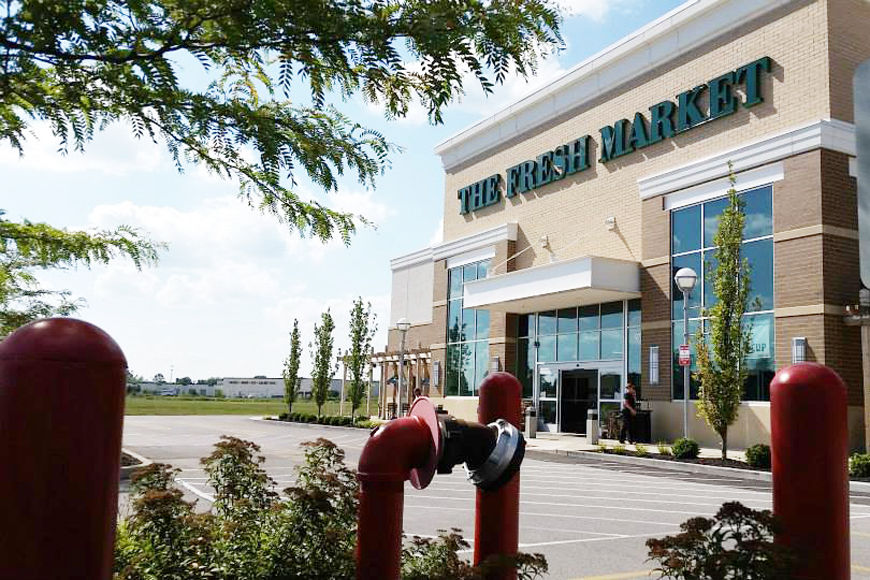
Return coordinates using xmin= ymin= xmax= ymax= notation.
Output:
xmin=463 ymin=255 xmax=641 ymax=313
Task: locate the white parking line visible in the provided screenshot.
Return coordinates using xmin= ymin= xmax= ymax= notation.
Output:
xmin=176 ymin=479 xmax=215 ymax=502
xmin=424 ymin=480 xmax=774 ymax=502
xmin=405 ymin=503 xmax=696 ymax=527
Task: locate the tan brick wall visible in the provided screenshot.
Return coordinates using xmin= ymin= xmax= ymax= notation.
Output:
xmin=826 ymin=0 xmax=870 ymax=122
xmin=775 ymin=150 xmax=823 ymax=232
xmin=821 ymin=149 xmax=859 ymax=230
xmin=775 ymin=235 xmax=825 ymax=307
xmin=640 ymin=262 xmax=671 ymax=401
xmin=442 ymin=1 xmax=830 ymax=267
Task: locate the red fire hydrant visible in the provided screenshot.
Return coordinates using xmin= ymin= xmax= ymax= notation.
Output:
xmin=770 ymin=363 xmax=850 ymax=580
xmin=0 ymin=318 xmax=127 ymax=580
xmin=355 ymin=372 xmax=525 ymax=580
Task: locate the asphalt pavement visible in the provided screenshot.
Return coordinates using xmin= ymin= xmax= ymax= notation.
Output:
xmin=121 ymin=415 xmax=870 ymax=579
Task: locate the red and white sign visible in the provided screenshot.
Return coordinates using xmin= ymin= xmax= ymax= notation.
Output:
xmin=679 ymin=344 xmax=691 ymax=366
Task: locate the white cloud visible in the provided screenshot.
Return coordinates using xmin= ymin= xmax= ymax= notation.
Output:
xmin=0 ymin=121 xmax=164 ymax=176
xmin=329 ymin=189 xmax=396 ymax=227
xmin=264 ymin=293 xmax=391 ymax=375
xmin=554 ymin=0 xmax=637 ymax=21
xmin=429 ymin=219 xmax=443 ymax=246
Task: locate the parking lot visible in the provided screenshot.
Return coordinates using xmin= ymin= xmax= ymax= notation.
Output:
xmin=122 ymin=416 xmax=870 ymax=579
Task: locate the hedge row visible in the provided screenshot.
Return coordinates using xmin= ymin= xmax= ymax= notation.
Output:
xmin=276 ymin=412 xmax=379 ymax=429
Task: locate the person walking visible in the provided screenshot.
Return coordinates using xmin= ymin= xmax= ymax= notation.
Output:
xmin=619 ymin=382 xmax=638 ymax=444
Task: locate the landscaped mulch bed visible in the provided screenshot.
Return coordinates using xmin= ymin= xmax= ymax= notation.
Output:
xmin=596 ymin=449 xmax=870 ymax=482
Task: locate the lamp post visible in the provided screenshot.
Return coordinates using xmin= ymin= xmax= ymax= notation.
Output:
xmin=674 ymin=267 xmax=698 ymax=439
xmin=396 ymin=318 xmax=411 ymax=417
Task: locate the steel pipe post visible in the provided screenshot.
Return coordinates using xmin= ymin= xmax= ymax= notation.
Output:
xmin=474 ymin=372 xmax=522 ymax=579
xmin=771 ymin=363 xmax=849 ymax=580
xmin=0 ymin=318 xmax=127 ymax=580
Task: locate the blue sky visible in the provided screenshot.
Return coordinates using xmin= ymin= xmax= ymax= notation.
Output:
xmin=1 ymin=0 xmax=684 ymax=381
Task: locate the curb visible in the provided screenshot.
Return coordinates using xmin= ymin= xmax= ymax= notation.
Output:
xmin=120 ymin=448 xmax=152 ymax=481
xmin=527 ymin=448 xmax=870 ymax=492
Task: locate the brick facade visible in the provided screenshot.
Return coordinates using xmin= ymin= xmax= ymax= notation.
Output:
xmin=383 ymin=0 xmax=870 ymax=448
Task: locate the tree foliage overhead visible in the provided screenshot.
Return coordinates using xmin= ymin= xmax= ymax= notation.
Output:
xmin=1 ymin=0 xmax=562 ymax=243
xmin=693 ymin=166 xmax=752 ymax=460
xmin=0 ymin=210 xmax=163 ymax=336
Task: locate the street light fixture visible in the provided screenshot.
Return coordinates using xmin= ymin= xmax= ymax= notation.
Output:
xmin=674 ymin=267 xmax=697 ymax=439
xmin=396 ymin=318 xmax=411 ymax=417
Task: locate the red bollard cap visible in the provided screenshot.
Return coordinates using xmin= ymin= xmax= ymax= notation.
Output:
xmin=0 ymin=318 xmax=126 ymax=366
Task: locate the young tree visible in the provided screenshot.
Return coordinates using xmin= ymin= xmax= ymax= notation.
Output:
xmin=310 ymin=310 xmax=337 ymax=417
xmin=283 ymin=319 xmax=302 ymax=415
xmin=346 ymin=298 xmax=378 ymax=419
xmin=1 ymin=1 xmax=561 ymax=242
xmin=0 ymin=210 xmax=163 ymax=337
xmin=694 ymin=167 xmax=753 ymax=460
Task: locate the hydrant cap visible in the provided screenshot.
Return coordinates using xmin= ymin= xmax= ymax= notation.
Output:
xmin=408 ymin=397 xmax=442 ymax=489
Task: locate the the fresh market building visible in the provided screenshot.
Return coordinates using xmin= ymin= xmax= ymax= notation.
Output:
xmin=373 ymin=0 xmax=870 ymax=450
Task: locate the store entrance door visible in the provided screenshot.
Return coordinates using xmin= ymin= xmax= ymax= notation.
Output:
xmin=559 ymin=369 xmax=597 ymax=434
xmin=536 ymin=361 xmax=624 ymax=434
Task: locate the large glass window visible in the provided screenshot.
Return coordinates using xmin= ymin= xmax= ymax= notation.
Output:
xmin=670 ymin=185 xmax=774 ymax=401
xmin=445 ymin=260 xmax=491 ymax=396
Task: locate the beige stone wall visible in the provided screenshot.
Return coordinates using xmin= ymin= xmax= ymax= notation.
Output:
xmin=441 ymin=1 xmax=831 ymax=267
xmin=649 ymin=401 xmax=865 ymax=452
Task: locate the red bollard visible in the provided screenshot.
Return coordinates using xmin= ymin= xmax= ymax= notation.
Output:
xmin=474 ymin=372 xmax=522 ymax=580
xmin=770 ymin=363 xmax=850 ymax=580
xmin=356 ymin=398 xmax=441 ymax=580
xmin=0 ymin=318 xmax=127 ymax=580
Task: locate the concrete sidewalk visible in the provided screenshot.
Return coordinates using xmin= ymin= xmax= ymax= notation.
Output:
xmin=524 ymin=432 xmax=870 ymax=492
xmin=525 ymin=432 xmax=747 ymax=461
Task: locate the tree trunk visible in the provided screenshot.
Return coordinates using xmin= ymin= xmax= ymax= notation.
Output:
xmin=287 ymin=401 xmax=292 ymax=415
xmin=720 ymin=428 xmax=728 ymax=460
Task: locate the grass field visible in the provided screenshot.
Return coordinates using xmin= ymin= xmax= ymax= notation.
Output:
xmin=124 ymin=396 xmax=363 ymax=416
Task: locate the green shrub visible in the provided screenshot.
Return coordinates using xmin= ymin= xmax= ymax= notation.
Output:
xmin=612 ymin=444 xmax=627 ymax=455
xmin=596 ymin=443 xmax=609 ymax=453
xmin=647 ymin=502 xmax=794 ymax=579
xmin=278 ymin=412 xmax=288 ymax=421
xmin=634 ymin=443 xmax=649 ymax=457
xmin=116 ymin=437 xmax=547 ymax=579
xmin=746 ymin=444 xmax=771 ymax=469
xmin=341 ymin=417 xmax=353 ymax=426
xmin=672 ymin=438 xmax=700 ymax=459
xmin=657 ymin=441 xmax=672 ymax=456
xmin=850 ymin=453 xmax=870 ymax=477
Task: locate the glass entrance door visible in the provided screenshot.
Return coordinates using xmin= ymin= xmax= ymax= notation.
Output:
xmin=596 ymin=363 xmax=624 ymax=436
xmin=535 ymin=361 xmax=623 ymax=434
xmin=559 ymin=368 xmax=597 ymax=434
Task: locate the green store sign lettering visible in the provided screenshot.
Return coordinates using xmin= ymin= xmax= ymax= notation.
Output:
xmin=457 ymin=56 xmax=772 ymax=215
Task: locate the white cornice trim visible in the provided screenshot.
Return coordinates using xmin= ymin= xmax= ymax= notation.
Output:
xmin=639 ymin=119 xmax=856 ymax=200
xmin=432 ymin=222 xmax=518 ymax=262
xmin=390 ymin=222 xmax=518 ymax=270
xmin=434 ymin=0 xmax=795 ymax=170
xmin=662 ymin=162 xmax=784 ymax=210
xmin=390 ymin=247 xmax=434 ymax=270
